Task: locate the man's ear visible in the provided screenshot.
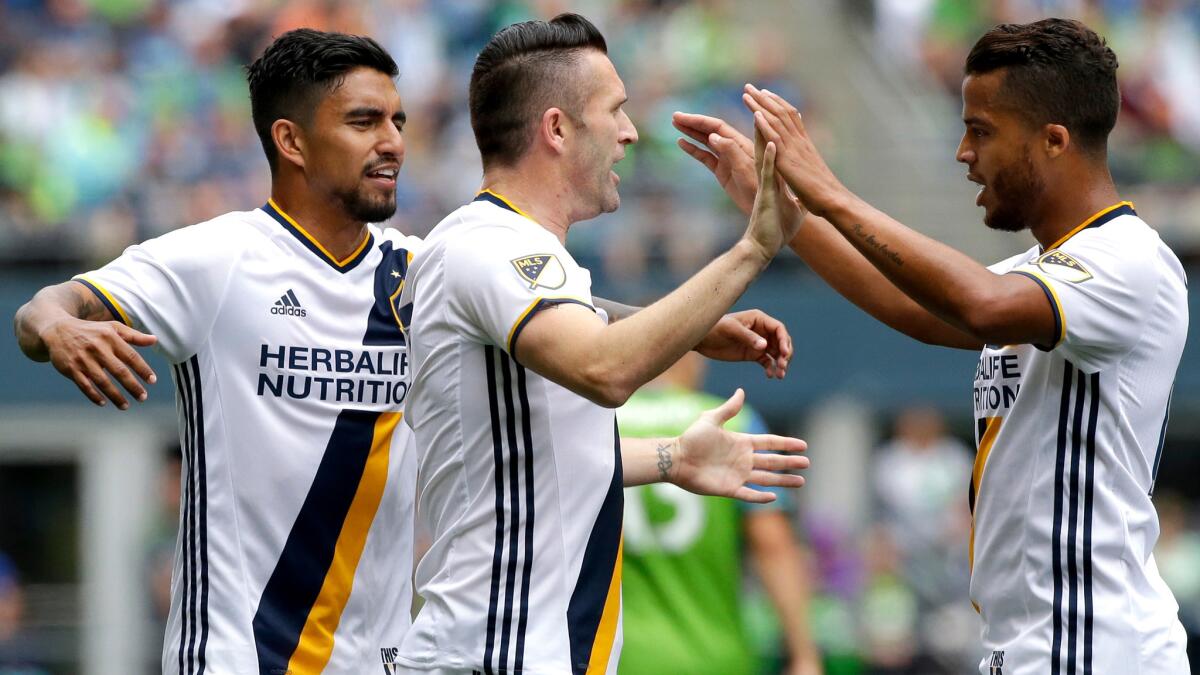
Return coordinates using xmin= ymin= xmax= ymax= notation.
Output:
xmin=272 ymin=119 xmax=307 ymax=169
xmin=538 ymin=107 xmax=572 ymax=156
xmin=1044 ymin=123 xmax=1070 ymax=159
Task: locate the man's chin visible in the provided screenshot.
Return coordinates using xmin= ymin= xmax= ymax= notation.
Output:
xmin=982 ymin=207 xmax=1027 ymax=233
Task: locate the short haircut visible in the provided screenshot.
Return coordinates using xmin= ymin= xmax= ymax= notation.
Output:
xmin=469 ymin=13 xmax=608 ymax=168
xmin=965 ymin=18 xmax=1119 ymax=156
xmin=246 ymin=29 xmax=398 ymax=173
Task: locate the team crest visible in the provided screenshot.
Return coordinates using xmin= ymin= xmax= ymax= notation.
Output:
xmin=511 ymin=254 xmax=566 ymax=290
xmin=1036 ymin=250 xmax=1092 ymax=283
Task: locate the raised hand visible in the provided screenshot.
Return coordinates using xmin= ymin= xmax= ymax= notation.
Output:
xmin=670 ymin=388 xmax=808 ymax=503
xmin=673 ymin=112 xmax=759 ymax=214
xmin=741 ymin=137 xmax=805 ymax=263
xmin=743 ymin=84 xmax=846 ymax=218
xmin=694 ymin=309 xmax=793 ymax=379
xmin=42 ymin=317 xmax=158 ymax=409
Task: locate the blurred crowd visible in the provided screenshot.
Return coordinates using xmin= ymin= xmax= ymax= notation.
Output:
xmin=871 ymin=0 xmax=1200 ymax=254
xmin=0 ymin=0 xmax=797 ymax=280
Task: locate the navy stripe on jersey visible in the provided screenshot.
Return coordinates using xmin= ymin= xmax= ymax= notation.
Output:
xmin=1085 ymin=203 xmax=1136 ymax=232
xmin=567 ymin=423 xmax=624 ymax=675
xmin=482 ymin=348 xmax=537 ymax=675
xmin=1083 ymin=372 xmax=1100 ymax=675
xmin=498 ymin=352 xmax=522 ymax=671
xmin=1053 ymin=364 xmax=1100 ymax=675
xmin=474 ymin=191 xmax=516 ymax=213
xmin=483 ymin=346 xmax=505 ymax=675
xmin=252 ymin=409 xmax=381 ymax=674
xmin=1052 ymin=362 xmax=1074 ymax=675
xmin=1150 ymin=389 xmax=1173 ymax=496
xmin=261 ymin=201 xmax=373 ymax=273
xmin=1011 ymin=271 xmax=1063 ymax=350
xmin=74 ymin=278 xmax=131 ymax=327
xmin=508 ymin=298 xmax=595 ymax=357
xmin=513 ymin=363 xmax=536 ymax=673
xmin=364 ymin=240 xmax=412 ymax=346
xmin=174 ymin=358 xmax=209 ymax=674
xmin=1066 ymin=370 xmax=1087 ymax=675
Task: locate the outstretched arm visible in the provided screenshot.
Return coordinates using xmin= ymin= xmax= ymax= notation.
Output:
xmin=620 ymin=388 xmax=808 ymax=503
xmin=14 ymin=281 xmax=158 ymax=409
xmin=674 ymin=111 xmax=983 ymax=349
xmin=514 ymin=143 xmax=802 ymax=407
xmin=742 ymin=86 xmax=1056 ymax=347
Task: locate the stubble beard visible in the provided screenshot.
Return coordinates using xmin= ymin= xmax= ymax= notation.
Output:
xmin=983 ymin=150 xmax=1044 ymax=233
xmin=335 ymin=184 xmax=398 ymax=224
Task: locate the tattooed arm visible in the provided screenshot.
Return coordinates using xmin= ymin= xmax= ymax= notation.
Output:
xmin=742 ymin=85 xmax=1056 ymax=348
xmin=619 ymin=389 xmax=808 ymax=503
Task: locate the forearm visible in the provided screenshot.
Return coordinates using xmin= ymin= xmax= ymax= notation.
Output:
xmin=790 ymin=215 xmax=981 ymax=349
xmin=620 ymin=436 xmax=678 ymax=487
xmin=14 ymin=282 xmax=107 ymax=361
xmin=588 ymin=241 xmax=768 ymax=400
xmin=747 ymin=512 xmax=819 ymax=664
xmin=817 ymin=193 xmax=1011 ymax=339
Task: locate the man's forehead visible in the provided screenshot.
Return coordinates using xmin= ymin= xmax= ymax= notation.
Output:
xmin=324 ymin=67 xmax=402 ymax=110
xmin=961 ymin=71 xmax=1008 ymax=119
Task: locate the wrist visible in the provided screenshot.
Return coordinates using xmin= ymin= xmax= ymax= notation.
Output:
xmin=732 ymin=237 xmax=772 ymax=270
xmin=658 ymin=437 xmax=682 ymax=484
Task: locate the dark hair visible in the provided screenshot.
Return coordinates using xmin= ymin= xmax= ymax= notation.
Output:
xmin=965 ymin=18 xmax=1118 ymax=156
xmin=469 ymin=13 xmax=608 ymax=168
xmin=246 ymin=29 xmax=398 ymax=173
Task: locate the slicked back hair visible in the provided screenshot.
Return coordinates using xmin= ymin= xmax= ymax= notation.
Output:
xmin=246 ymin=29 xmax=398 ymax=173
xmin=469 ymin=13 xmax=608 ymax=169
xmin=965 ymin=18 xmax=1119 ymax=157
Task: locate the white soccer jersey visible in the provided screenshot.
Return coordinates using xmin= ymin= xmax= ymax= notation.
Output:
xmin=398 ymin=191 xmax=623 ymax=675
xmin=969 ymin=202 xmax=1189 ymax=675
xmin=75 ymin=199 xmax=422 ymax=675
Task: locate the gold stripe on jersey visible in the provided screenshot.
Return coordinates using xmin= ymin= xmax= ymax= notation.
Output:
xmin=969 ymin=416 xmax=1002 ymax=575
xmin=268 ymin=198 xmax=372 ymax=268
xmin=389 ymin=251 xmax=414 ymax=331
xmin=1047 ymin=200 xmax=1135 ymax=250
xmin=75 ymin=275 xmax=133 ymax=326
xmin=287 ymin=411 xmax=401 ymax=674
xmin=585 ymin=537 xmax=623 ymax=675
xmin=478 ymin=189 xmax=536 ymax=221
xmin=1016 ymin=269 xmax=1067 ymax=348
xmin=504 ymin=296 xmax=593 ymax=354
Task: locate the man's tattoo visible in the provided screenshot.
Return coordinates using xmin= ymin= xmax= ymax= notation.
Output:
xmin=852 ymin=223 xmax=904 ymax=267
xmin=656 ymin=442 xmax=674 ymax=482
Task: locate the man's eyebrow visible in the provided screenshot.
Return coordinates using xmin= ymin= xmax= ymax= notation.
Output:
xmin=963 ymin=115 xmax=989 ymax=126
xmin=393 ymin=110 xmax=407 ymax=124
xmin=345 ymin=106 xmax=385 ymax=119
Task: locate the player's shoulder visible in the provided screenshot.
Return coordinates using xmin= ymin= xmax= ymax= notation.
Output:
xmin=1062 ymin=209 xmax=1184 ymax=283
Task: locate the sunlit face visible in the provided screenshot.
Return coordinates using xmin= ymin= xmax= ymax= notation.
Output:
xmin=304 ymin=67 xmax=405 ymax=223
xmin=956 ymin=70 xmax=1046 ymax=232
xmin=566 ymin=50 xmax=638 ymax=219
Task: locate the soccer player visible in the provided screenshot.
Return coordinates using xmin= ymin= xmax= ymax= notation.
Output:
xmin=12 ymin=26 xmax=799 ymax=675
xmin=618 ymin=353 xmax=822 ymax=675
xmin=398 ymin=13 xmax=808 ymax=675
xmin=676 ymin=17 xmax=1189 ymax=675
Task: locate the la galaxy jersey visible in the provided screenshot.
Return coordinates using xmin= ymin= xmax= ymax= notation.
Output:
xmin=398 ymin=191 xmax=623 ymax=675
xmin=75 ymin=199 xmax=422 ymax=675
xmin=969 ymin=202 xmax=1189 ymax=675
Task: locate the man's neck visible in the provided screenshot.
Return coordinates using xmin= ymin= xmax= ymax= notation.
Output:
xmin=481 ymin=168 xmax=572 ymax=244
xmin=270 ymin=183 xmax=369 ymax=262
xmin=1029 ymin=169 xmax=1120 ymax=250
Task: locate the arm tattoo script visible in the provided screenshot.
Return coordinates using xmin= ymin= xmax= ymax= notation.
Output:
xmin=851 ymin=223 xmax=904 ymax=267
xmin=655 ymin=441 xmax=674 ymax=482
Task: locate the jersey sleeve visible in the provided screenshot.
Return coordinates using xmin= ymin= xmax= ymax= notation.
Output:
xmin=1007 ymin=231 xmax=1155 ymax=372
xmin=443 ymin=225 xmax=596 ymax=354
xmin=74 ymin=223 xmax=241 ymax=363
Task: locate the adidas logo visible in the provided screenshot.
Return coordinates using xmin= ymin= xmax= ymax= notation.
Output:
xmin=271 ymin=289 xmax=307 ymax=317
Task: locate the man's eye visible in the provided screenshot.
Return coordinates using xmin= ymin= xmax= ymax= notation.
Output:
xmin=350 ymin=119 xmax=372 ymax=128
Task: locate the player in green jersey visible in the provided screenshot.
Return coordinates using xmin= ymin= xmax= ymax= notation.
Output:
xmin=618 ymin=352 xmax=822 ymax=675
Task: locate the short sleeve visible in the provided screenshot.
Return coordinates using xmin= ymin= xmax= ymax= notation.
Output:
xmin=1008 ymin=231 xmax=1155 ymax=372
xmin=74 ymin=223 xmax=240 ymax=363
xmin=444 ymin=225 xmax=596 ymax=354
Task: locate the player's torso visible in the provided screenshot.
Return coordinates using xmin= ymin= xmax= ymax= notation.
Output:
xmin=167 ymin=209 xmax=421 ymax=675
xmin=968 ymin=221 xmax=1188 ymax=675
xmin=401 ymin=204 xmax=623 ymax=675
xmin=617 ymin=390 xmax=753 ymax=674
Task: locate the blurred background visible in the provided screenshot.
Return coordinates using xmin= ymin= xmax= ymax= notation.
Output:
xmin=0 ymin=0 xmax=1198 ymax=673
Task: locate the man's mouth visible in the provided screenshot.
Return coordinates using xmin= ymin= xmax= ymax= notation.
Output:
xmin=365 ymin=165 xmax=399 ymax=187
xmin=968 ymin=174 xmax=986 ymax=206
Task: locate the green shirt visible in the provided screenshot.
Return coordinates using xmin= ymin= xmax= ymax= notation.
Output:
xmin=617 ymin=387 xmax=777 ymax=675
